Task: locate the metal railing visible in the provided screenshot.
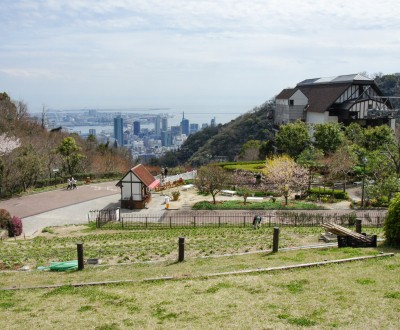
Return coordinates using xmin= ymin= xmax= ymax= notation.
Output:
xmin=89 ymin=209 xmax=387 ymax=229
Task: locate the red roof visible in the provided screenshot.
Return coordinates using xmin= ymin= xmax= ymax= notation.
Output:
xmin=116 ymin=164 xmax=159 ymax=188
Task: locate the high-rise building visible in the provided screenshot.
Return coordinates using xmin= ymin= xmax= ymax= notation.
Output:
xmin=133 ymin=121 xmax=141 ymax=135
xmin=155 ymin=115 xmax=162 ymax=137
xmin=211 ymin=117 xmax=216 ymax=128
xmin=181 ymin=112 xmax=189 ymax=136
xmin=170 ymin=125 xmax=182 ymax=139
xmin=162 ymin=116 xmax=168 ymax=132
xmin=189 ymin=123 xmax=199 ymax=135
xmin=89 ymin=128 xmax=96 ymax=136
xmin=161 ymin=130 xmax=172 ymax=147
xmin=113 ymin=115 xmax=124 ymax=146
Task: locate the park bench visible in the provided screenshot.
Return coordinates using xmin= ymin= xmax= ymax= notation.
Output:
xmin=247 ymin=196 xmax=263 ymax=201
xmin=322 ymin=223 xmax=377 ymax=248
xmin=221 ymin=190 xmax=236 ymax=196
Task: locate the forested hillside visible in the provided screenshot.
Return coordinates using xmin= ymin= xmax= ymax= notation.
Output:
xmin=175 ymin=100 xmax=275 ymax=165
xmin=0 ymin=92 xmax=132 ymax=197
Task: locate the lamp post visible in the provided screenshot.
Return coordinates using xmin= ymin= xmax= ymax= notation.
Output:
xmin=361 ymin=157 xmax=367 ymax=209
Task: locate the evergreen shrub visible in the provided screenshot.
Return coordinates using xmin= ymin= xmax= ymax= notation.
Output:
xmin=308 ymin=188 xmax=348 ymax=200
xmin=0 ymin=209 xmax=11 ymax=229
xmin=384 ymin=193 xmax=400 ymax=247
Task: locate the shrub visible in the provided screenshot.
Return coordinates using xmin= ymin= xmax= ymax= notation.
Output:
xmin=384 ymin=193 xmax=400 ymax=247
xmin=308 ymin=188 xmax=348 ymax=200
xmin=171 ymin=191 xmax=181 ymax=201
xmin=8 ymin=216 xmax=23 ymax=237
xmin=0 ymin=209 xmax=11 ymax=229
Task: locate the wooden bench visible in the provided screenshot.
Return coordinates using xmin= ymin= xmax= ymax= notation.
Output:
xmin=322 ymin=223 xmax=377 ymax=248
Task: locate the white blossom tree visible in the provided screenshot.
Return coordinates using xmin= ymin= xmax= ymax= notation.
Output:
xmin=263 ymin=155 xmax=309 ymax=205
xmin=0 ymin=134 xmax=20 ymax=155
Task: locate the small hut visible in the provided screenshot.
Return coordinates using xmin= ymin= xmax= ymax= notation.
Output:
xmin=116 ymin=164 xmax=160 ymax=209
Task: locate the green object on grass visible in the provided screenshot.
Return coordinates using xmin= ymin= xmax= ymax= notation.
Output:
xmin=49 ymin=260 xmax=78 ymax=272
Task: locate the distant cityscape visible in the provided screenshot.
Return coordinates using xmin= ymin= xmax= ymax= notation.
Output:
xmin=34 ymin=109 xmax=218 ymax=162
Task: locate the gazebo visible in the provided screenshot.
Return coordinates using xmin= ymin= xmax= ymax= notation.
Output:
xmin=116 ymin=164 xmax=160 ymax=209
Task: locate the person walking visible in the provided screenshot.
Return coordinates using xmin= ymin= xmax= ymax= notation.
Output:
xmin=67 ymin=178 xmax=72 ymax=190
xmin=71 ymin=177 xmax=77 ymax=189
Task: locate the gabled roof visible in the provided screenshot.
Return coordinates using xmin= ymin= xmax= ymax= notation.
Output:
xmin=297 ymin=84 xmax=351 ymax=113
xmin=276 ymin=88 xmax=297 ymax=99
xmin=116 ymin=164 xmax=157 ymax=188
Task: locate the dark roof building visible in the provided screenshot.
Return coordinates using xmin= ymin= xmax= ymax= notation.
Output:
xmin=274 ymin=74 xmax=394 ymax=128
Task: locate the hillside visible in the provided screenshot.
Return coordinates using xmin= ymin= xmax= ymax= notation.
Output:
xmin=177 ymin=100 xmax=275 ymax=165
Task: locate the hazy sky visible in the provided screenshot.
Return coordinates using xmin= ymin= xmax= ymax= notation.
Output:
xmin=1 ymin=0 xmax=399 ymax=122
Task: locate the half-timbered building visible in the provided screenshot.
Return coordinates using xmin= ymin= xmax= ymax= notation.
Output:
xmin=274 ymin=74 xmax=395 ymax=129
xmin=116 ymin=164 xmax=160 ymax=209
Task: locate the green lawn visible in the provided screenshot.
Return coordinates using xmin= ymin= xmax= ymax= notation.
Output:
xmin=0 ymin=226 xmax=398 ymax=329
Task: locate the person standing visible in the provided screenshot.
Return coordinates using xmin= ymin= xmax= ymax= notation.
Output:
xmin=67 ymin=178 xmax=72 ymax=190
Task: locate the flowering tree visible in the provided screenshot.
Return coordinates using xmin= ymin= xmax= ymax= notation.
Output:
xmin=263 ymin=155 xmax=309 ymax=205
xmin=0 ymin=134 xmax=20 ymax=155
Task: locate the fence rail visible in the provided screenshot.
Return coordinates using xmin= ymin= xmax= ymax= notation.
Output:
xmin=89 ymin=209 xmax=387 ymax=229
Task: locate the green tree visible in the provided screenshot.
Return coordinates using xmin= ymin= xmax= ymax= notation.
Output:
xmin=275 ymin=120 xmax=311 ymax=158
xmin=344 ymin=122 xmax=365 ymax=146
xmin=15 ymin=144 xmax=44 ymax=191
xmin=195 ymin=165 xmax=231 ymax=204
xmin=56 ymin=137 xmax=84 ymax=176
xmin=313 ymin=122 xmax=344 ymax=155
xmin=384 ymin=192 xmax=400 ymax=246
xmin=239 ymin=140 xmax=261 ymax=161
xmin=364 ymin=125 xmax=394 ymax=151
xmin=297 ymin=146 xmax=324 ymax=191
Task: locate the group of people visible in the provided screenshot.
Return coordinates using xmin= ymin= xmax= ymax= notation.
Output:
xmin=161 ymin=167 xmax=168 ymax=178
xmin=67 ymin=177 xmax=77 ymax=190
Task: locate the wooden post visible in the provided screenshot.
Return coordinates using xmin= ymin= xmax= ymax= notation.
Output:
xmin=178 ymin=237 xmax=185 ymax=262
xmin=77 ymin=242 xmax=84 ymax=270
xmin=356 ymin=219 xmax=362 ymax=234
xmin=272 ymin=227 xmax=280 ymax=253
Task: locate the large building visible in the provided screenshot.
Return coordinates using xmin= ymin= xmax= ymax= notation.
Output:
xmin=180 ymin=112 xmax=189 ymax=136
xmin=133 ymin=121 xmax=141 ymax=135
xmin=154 ymin=116 xmax=162 ymax=137
xmin=274 ymin=74 xmax=394 ymax=128
xmin=113 ymin=115 xmax=124 ymax=146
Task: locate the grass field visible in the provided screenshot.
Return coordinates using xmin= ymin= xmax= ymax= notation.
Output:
xmin=1 ymin=226 xmax=399 ymax=329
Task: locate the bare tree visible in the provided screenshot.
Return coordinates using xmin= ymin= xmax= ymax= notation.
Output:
xmin=195 ymin=165 xmax=231 ymax=204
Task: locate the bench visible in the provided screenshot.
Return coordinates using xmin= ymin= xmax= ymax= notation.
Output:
xmin=247 ymin=196 xmax=263 ymax=201
xmin=181 ymin=184 xmax=194 ymax=191
xmin=221 ymin=190 xmax=236 ymax=196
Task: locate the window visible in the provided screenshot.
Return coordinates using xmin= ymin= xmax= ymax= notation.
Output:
xmin=289 ymin=99 xmax=294 ymax=106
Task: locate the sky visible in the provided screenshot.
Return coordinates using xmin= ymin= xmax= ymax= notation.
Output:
xmin=1 ymin=0 xmax=400 ymax=124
